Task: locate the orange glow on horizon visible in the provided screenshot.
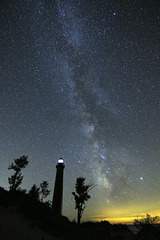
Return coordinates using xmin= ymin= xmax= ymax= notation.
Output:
xmin=87 ymin=205 xmax=160 ymax=225
xmin=93 ymin=216 xmax=143 ymax=225
xmin=91 ymin=213 xmax=160 ymax=224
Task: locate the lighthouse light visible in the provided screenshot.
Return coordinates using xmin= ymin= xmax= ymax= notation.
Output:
xmin=58 ymin=158 xmax=63 ymax=164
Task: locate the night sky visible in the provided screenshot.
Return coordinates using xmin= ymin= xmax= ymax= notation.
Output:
xmin=1 ymin=0 xmax=160 ymax=224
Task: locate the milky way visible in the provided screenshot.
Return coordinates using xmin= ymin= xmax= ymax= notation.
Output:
xmin=1 ymin=0 xmax=160 ymax=222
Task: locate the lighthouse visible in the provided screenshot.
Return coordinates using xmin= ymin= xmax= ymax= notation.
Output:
xmin=52 ymin=158 xmax=65 ymax=215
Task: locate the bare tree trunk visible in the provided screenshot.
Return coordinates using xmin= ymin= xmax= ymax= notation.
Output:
xmin=77 ymin=208 xmax=81 ymax=225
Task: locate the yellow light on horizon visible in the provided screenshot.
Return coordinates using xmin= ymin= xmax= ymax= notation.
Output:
xmin=89 ymin=205 xmax=160 ymax=225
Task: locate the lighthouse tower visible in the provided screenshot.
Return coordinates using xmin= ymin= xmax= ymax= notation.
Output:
xmin=52 ymin=158 xmax=65 ymax=215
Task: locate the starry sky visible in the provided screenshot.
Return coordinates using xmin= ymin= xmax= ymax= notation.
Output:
xmin=0 ymin=0 xmax=160 ymax=224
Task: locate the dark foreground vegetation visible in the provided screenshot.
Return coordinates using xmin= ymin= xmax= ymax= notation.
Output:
xmin=0 ymin=187 xmax=160 ymax=240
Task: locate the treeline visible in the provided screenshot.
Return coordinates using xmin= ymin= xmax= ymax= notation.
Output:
xmin=8 ymin=156 xmax=51 ymax=205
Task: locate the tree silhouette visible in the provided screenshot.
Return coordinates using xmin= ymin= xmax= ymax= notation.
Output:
xmin=28 ymin=181 xmax=51 ymax=202
xmin=72 ymin=177 xmax=93 ymax=225
xmin=8 ymin=156 xmax=28 ymax=191
xmin=40 ymin=181 xmax=51 ymax=202
xmin=134 ymin=214 xmax=160 ymax=230
xmin=28 ymin=184 xmax=40 ymax=200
